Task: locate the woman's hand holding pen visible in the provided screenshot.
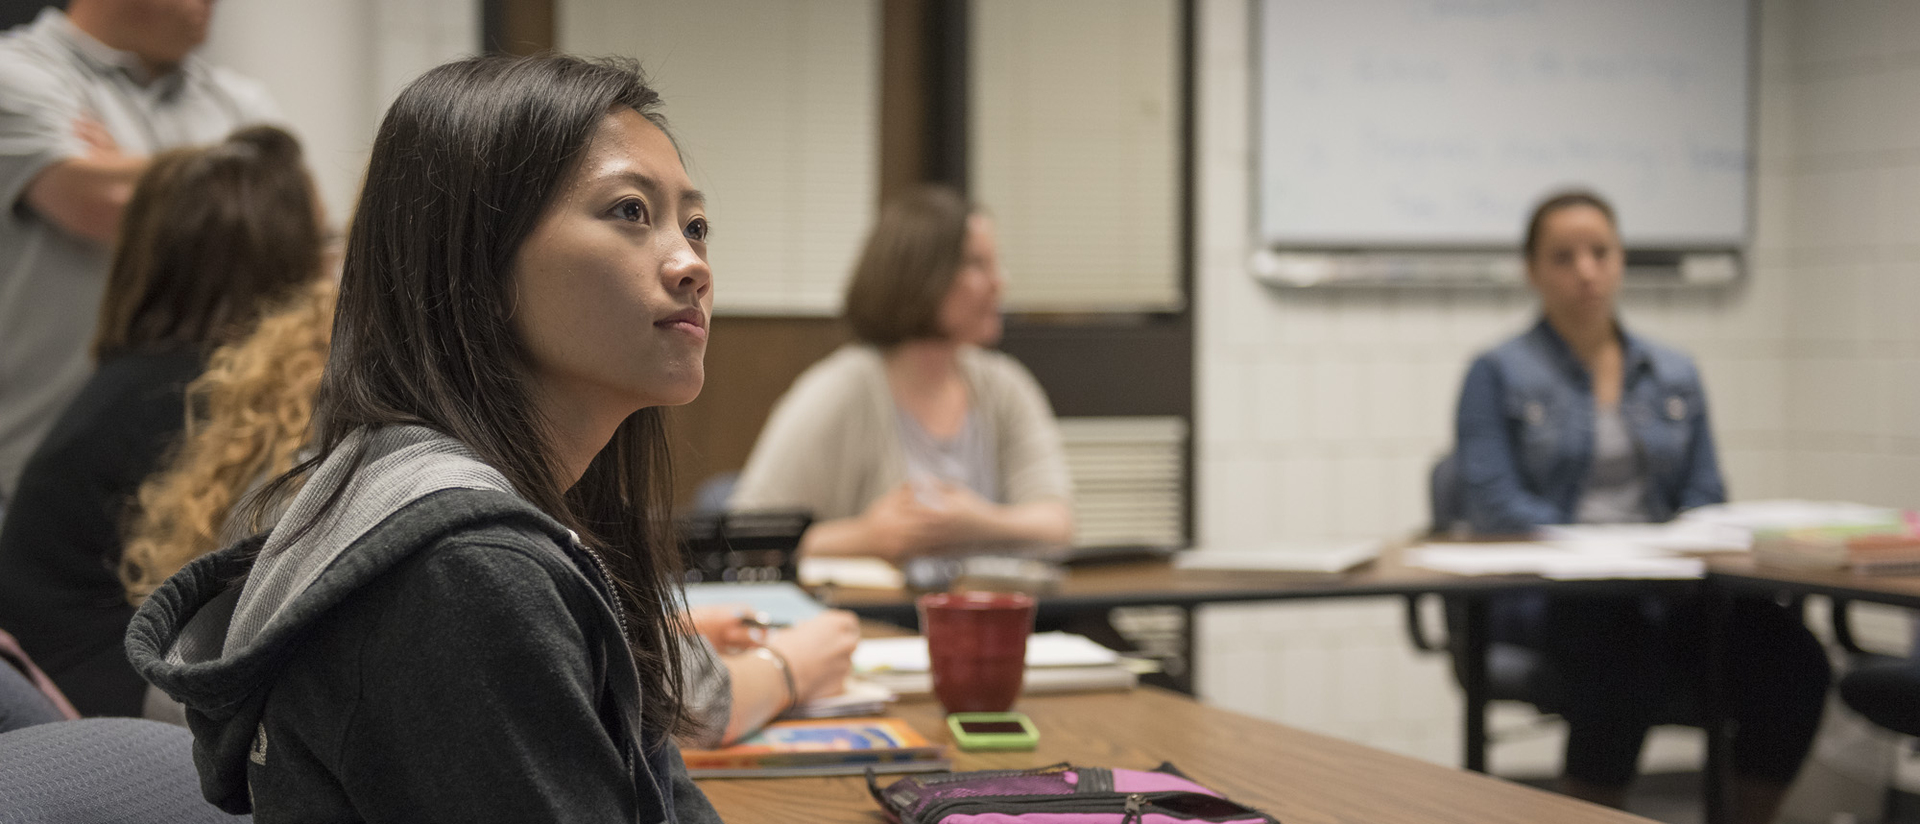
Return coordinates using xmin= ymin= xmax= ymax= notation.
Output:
xmin=765 ymin=610 xmax=860 ymax=702
xmin=686 ymin=604 xmax=860 ymax=703
xmin=686 ymin=604 xmax=769 ymax=652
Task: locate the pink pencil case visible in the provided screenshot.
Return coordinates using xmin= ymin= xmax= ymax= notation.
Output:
xmin=868 ymin=762 xmax=1281 ymax=824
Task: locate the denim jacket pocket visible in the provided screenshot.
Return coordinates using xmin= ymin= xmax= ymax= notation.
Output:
xmin=1627 ymin=385 xmax=1698 ymax=499
xmin=1508 ymin=393 xmax=1562 ymax=491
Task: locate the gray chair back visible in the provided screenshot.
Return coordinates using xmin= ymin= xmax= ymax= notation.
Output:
xmin=0 ymin=662 xmax=66 ymax=734
xmin=0 ymin=717 xmax=249 ymax=822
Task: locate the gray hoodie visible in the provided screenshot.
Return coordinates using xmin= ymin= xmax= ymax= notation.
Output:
xmin=126 ymin=425 xmax=722 ymax=823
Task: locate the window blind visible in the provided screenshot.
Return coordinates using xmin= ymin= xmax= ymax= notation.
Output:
xmin=558 ymin=0 xmax=880 ymax=315
xmin=1059 ymin=416 xmax=1187 ymax=547
xmin=971 ymin=0 xmax=1183 ymax=312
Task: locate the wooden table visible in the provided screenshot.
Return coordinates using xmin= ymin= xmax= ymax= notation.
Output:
xmin=801 ymin=553 xmax=1918 ymax=824
xmin=819 ymin=551 xmax=1541 ymax=623
xmin=1707 ymin=555 xmax=1920 ymax=610
xmin=695 ymin=688 xmax=1656 ymax=824
xmin=816 ymin=551 xmax=1687 ymax=774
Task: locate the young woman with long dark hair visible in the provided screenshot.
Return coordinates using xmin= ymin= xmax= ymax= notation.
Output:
xmin=127 ymin=55 xmax=721 ymax=821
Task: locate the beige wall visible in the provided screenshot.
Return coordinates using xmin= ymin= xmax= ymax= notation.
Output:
xmin=200 ymin=0 xmax=477 ymax=227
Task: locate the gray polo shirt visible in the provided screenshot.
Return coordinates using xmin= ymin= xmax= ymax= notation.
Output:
xmin=0 ymin=8 xmax=276 ymax=500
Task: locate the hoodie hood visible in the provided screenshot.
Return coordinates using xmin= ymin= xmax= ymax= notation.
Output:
xmin=125 ymin=425 xmax=587 ymax=811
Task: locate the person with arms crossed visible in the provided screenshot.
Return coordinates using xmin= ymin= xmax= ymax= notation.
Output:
xmin=0 ymin=0 xmax=275 ymax=508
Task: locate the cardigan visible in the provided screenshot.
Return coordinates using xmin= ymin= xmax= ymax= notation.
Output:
xmin=730 ymin=344 xmax=1072 ymax=521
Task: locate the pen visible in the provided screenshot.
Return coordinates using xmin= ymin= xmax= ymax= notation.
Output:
xmin=737 ymin=613 xmax=791 ymax=631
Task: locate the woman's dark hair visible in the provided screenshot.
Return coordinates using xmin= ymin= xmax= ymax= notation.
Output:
xmin=843 ymin=184 xmax=975 ymax=347
xmin=252 ymin=54 xmax=693 ymax=739
xmin=1522 ymin=189 xmax=1618 ymax=260
xmin=93 ymin=125 xmax=323 ymax=359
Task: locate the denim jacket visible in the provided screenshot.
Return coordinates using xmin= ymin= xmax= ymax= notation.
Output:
xmin=1454 ymin=318 xmax=1725 ymax=534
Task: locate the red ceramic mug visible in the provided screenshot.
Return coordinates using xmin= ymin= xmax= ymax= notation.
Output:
xmin=917 ymin=591 xmax=1036 ymax=714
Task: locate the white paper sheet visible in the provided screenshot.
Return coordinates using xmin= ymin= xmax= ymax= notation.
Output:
xmin=1536 ymin=521 xmax=1752 ymax=554
xmin=852 ymin=631 xmax=1122 ymax=674
xmin=1404 ymin=541 xmax=1705 ymax=580
xmin=797 ymin=557 xmax=906 ymax=589
xmin=1174 ymin=540 xmax=1383 ymax=573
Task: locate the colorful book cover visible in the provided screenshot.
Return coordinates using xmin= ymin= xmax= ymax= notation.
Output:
xmin=683 ymin=717 xmax=948 ymax=778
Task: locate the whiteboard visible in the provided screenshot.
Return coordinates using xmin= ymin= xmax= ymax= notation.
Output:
xmin=1257 ymin=0 xmax=1751 ymax=249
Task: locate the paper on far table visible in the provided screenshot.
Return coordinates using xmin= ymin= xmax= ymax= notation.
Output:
xmin=1404 ymin=542 xmax=1704 ymax=580
xmin=1678 ymin=499 xmax=1904 ymax=532
xmin=1536 ymin=521 xmax=1751 ymax=554
xmin=798 ymin=556 xmax=906 ymax=589
xmin=852 ymin=631 xmax=1122 ymax=675
xmin=1175 ymin=540 xmax=1383 ymax=574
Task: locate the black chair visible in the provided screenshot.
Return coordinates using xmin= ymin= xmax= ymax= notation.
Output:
xmin=0 ymin=717 xmax=250 ymax=822
xmin=1828 ymin=599 xmax=1920 ymax=736
xmin=678 ymin=508 xmax=813 ymax=584
xmin=1840 ymin=658 xmax=1920 ymax=738
xmin=1404 ymin=454 xmax=1565 ymax=711
xmin=1403 ymin=454 xmax=1702 ymax=765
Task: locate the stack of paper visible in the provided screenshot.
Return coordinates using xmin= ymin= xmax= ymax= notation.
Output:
xmin=1752 ymin=526 xmax=1920 ymax=575
xmin=1679 ymin=500 xmax=1906 ymax=534
xmin=1404 ymin=542 xmax=1705 ymax=580
xmin=852 ymin=632 xmax=1138 ymax=696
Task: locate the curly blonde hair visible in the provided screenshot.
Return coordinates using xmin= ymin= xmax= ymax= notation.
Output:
xmin=120 ymin=280 xmax=337 ymax=603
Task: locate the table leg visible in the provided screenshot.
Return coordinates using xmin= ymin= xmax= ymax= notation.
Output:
xmin=1051 ymin=605 xmax=1195 ymax=695
xmin=1461 ymin=595 xmax=1489 ymax=773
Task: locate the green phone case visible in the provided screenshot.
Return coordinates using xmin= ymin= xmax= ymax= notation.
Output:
xmin=946 ymin=712 xmax=1040 ymax=751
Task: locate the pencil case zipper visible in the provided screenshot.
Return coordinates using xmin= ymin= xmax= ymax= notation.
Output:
xmin=909 ymin=789 xmax=1276 ymax=824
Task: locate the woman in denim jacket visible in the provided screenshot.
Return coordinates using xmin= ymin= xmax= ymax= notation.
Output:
xmin=1453 ymin=192 xmax=1828 ymax=824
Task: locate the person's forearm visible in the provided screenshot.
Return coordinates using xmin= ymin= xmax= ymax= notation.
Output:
xmin=963 ymin=499 xmax=1074 ymax=546
xmin=796 ymin=516 xmax=872 ymax=558
xmin=25 ymin=154 xmax=146 ymax=244
xmin=718 ymin=651 xmax=793 ymax=746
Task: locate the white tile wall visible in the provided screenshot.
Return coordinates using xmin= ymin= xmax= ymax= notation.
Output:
xmin=1777 ymin=0 xmax=1920 ymax=511
xmin=1192 ymin=0 xmax=1920 ymax=779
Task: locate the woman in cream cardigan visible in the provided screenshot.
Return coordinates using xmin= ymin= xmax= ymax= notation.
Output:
xmin=730 ymin=185 xmax=1073 ymax=561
